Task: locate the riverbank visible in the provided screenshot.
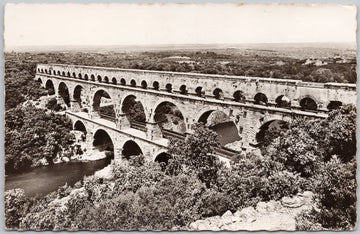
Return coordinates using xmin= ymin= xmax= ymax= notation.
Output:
xmin=30 ymin=130 xmax=108 ymax=168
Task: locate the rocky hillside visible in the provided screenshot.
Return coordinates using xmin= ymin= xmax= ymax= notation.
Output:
xmin=189 ymin=191 xmax=314 ymax=231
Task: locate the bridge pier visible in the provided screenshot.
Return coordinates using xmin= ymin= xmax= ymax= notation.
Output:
xmin=114 ymin=147 xmax=122 ymax=164
xmin=88 ymin=110 xmax=100 ymax=119
xmin=116 ymin=113 xmax=131 ymax=130
xmin=85 ymin=132 xmax=93 ymax=147
xmin=56 ymin=96 xmax=66 ymax=107
xmin=146 ymin=122 xmax=163 ymax=141
xmin=70 ymin=99 xmax=81 ymax=112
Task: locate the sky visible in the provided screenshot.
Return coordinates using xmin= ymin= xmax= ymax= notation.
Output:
xmin=4 ymin=3 xmax=357 ymax=48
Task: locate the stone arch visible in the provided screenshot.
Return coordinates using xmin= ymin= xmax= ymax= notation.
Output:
xmin=90 ymin=74 xmax=95 ymax=81
xmin=112 ymin=77 xmax=117 ymax=84
xmin=165 ymin=83 xmax=172 ymax=92
xmin=130 ymin=79 xmax=136 ymax=87
xmin=254 ymin=92 xmax=268 ymax=105
xmin=256 ymin=119 xmax=289 ymax=144
xmin=45 ymin=69 xmax=48 ymax=74
xmin=73 ymin=120 xmax=87 ymax=133
xmin=141 ymin=80 xmax=148 ymax=89
xmin=45 ymin=79 xmax=55 ymax=95
xmin=120 ymin=78 xmax=126 ymax=85
xmin=195 ymin=106 xmax=223 ymax=124
xmin=233 ymin=90 xmax=245 ymax=102
xmin=153 ymin=81 xmax=160 ymax=90
xmin=300 ymin=96 xmax=317 ymax=111
xmin=198 ymin=109 xmax=214 ymax=124
xmin=155 ymin=152 xmax=171 ymax=163
xmin=92 ymin=88 xmax=115 ymax=119
xmin=84 ymin=74 xmax=89 ymax=80
xmin=275 ymin=95 xmax=291 ymax=108
xmin=97 ymin=75 xmax=102 ymax=82
xmin=122 ymin=140 xmax=143 ymax=160
xmin=179 ymin=85 xmax=188 ymax=95
xmin=103 ymin=76 xmax=109 ymax=83
xmin=327 ymin=101 xmax=342 ymax=110
xmin=73 ymin=85 xmax=84 ymax=109
xmin=62 ymin=71 xmax=65 ymax=76
xmin=213 ymin=88 xmax=224 ymax=100
xmin=154 ymin=152 xmax=172 ymax=169
xmin=57 ymin=71 xmax=61 ymax=75
xmin=93 ymin=128 xmax=114 ymax=159
xmin=58 ymin=82 xmax=71 ymax=107
xmin=72 ymin=72 xmax=76 ymax=78
xmin=120 ymin=94 xmax=146 ymax=123
xmin=197 ymin=108 xmax=239 ymax=146
xmin=153 ymin=100 xmax=187 ymax=134
xmin=153 ymin=149 xmax=168 ymax=162
xmin=67 ymin=71 xmax=71 ymax=77
xmin=151 ymin=98 xmax=188 ymax=121
xmin=78 ymin=73 xmax=82 ymax=79
xmin=195 ymin=86 xmax=205 ymax=97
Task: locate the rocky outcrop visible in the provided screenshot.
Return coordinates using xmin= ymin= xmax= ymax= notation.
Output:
xmin=189 ymin=191 xmax=314 ymax=231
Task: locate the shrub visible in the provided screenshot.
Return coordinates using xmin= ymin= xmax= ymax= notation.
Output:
xmin=197 ymin=188 xmax=232 ymax=217
xmin=310 ymin=157 xmax=357 ymax=230
xmin=4 ymin=189 xmax=31 ymax=229
xmin=296 ymin=209 xmax=324 ymax=231
xmin=46 ymin=98 xmax=62 ymax=111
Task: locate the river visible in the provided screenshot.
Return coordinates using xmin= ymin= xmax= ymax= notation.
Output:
xmin=210 ymin=121 xmax=240 ymax=146
xmin=5 ymin=123 xmax=238 ymax=197
xmin=5 ymin=158 xmax=111 ymax=197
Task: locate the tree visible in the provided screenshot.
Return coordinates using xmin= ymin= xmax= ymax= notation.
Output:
xmin=167 ymin=123 xmax=223 ymax=187
xmin=263 ymin=123 xmax=322 ymax=177
xmin=312 ymin=157 xmax=357 ymax=230
xmin=322 ymin=105 xmax=356 ymax=162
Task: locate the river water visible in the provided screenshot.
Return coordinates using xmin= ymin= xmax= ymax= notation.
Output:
xmin=5 ymin=123 xmax=239 ymax=197
xmin=5 ymin=158 xmax=111 ymax=197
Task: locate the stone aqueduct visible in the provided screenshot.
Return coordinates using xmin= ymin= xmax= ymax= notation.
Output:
xmin=35 ymin=63 xmax=357 ymax=162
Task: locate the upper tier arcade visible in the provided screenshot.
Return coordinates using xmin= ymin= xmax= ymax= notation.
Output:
xmin=36 ymin=63 xmax=356 ymax=111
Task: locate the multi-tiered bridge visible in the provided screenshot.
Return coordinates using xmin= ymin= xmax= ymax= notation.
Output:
xmin=35 ymin=64 xmax=356 ymax=163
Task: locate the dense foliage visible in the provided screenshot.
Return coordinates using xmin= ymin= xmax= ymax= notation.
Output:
xmin=5 ymin=53 xmax=48 ymax=109
xmin=5 ymin=53 xmax=74 ymax=173
xmin=5 ymin=105 xmax=75 ymax=173
xmin=261 ymin=105 xmax=357 ymax=230
xmin=5 ymin=105 xmax=357 ymax=230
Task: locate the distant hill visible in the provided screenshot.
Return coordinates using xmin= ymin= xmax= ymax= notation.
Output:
xmin=5 ymin=42 xmax=356 ymax=53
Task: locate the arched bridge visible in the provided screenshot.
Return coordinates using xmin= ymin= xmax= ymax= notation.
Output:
xmin=35 ymin=63 xmax=356 ymax=162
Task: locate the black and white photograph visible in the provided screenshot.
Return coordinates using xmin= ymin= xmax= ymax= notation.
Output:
xmin=3 ymin=2 xmax=358 ymax=231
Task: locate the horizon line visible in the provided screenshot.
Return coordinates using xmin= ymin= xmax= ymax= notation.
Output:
xmin=5 ymin=41 xmax=357 ymax=52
